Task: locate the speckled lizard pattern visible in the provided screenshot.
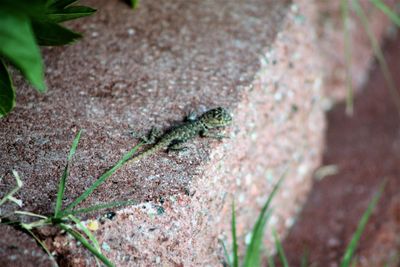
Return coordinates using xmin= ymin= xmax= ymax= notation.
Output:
xmin=126 ymin=107 xmax=232 ymax=165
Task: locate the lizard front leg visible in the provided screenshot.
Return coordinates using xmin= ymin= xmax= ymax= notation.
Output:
xmin=200 ymin=129 xmax=228 ymax=140
xmin=200 ymin=129 xmax=229 ymax=140
xmin=141 ymin=127 xmax=163 ymax=144
xmin=186 ymin=110 xmax=197 ymax=122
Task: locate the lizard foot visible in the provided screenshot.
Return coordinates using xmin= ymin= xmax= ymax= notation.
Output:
xmin=141 ymin=127 xmax=163 ymax=144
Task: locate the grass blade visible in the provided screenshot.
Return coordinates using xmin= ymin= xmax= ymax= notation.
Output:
xmin=67 ymin=130 xmax=82 ymax=161
xmin=339 ymin=181 xmax=386 ymax=267
xmin=341 ymin=0 xmax=354 ymax=116
xmin=14 ymin=211 xmax=48 ymax=219
xmin=131 ymin=0 xmax=139 ymax=9
xmin=244 ymin=210 xmax=272 ymax=266
xmin=55 ymin=165 xmax=69 ymax=217
xmin=352 ymin=0 xmax=400 ymax=117
xmin=64 ymin=141 xmax=144 ymax=212
xmin=0 ymin=170 xmax=23 ymax=207
xmin=68 ymin=215 xmax=100 ymax=251
xmin=243 ymin=172 xmax=285 ymax=266
xmin=300 ymin=249 xmax=309 ymax=267
xmin=370 ymin=0 xmax=400 ymax=27
xmin=61 ymin=200 xmax=137 ymax=216
xmin=221 ymin=240 xmax=232 ymax=267
xmin=60 ymin=223 xmax=114 ymax=267
xmin=231 ymin=201 xmax=239 ymax=267
xmin=55 ymin=130 xmax=82 ymax=217
xmin=272 ymin=228 xmax=289 ymax=267
xmin=24 ymin=228 xmax=59 ymax=266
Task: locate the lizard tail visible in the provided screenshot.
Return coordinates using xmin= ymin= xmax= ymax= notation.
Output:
xmin=125 ymin=142 xmax=165 ymax=165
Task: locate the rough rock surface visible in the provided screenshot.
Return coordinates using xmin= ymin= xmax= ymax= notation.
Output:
xmin=0 ymin=0 xmax=326 ymax=265
xmin=0 ymin=224 xmax=55 ymax=267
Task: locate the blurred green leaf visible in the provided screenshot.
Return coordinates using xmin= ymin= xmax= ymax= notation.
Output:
xmin=0 ymin=9 xmax=45 ymax=92
xmin=47 ymin=5 xmax=96 ymax=23
xmin=0 ymin=0 xmax=95 ymax=116
xmin=32 ymin=20 xmax=82 ymax=46
xmin=131 ymin=0 xmax=139 ymax=9
xmin=0 ymin=61 xmax=15 ymax=118
xmin=231 ymin=201 xmax=239 ymax=267
xmin=340 ymin=181 xmax=386 ymax=267
xmin=370 ymin=0 xmax=400 ymax=27
xmin=0 ymin=0 xmax=47 ymax=19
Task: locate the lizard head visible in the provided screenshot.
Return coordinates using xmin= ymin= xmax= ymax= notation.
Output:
xmin=201 ymin=107 xmax=232 ymax=128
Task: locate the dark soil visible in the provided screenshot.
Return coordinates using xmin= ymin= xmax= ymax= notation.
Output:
xmin=281 ymin=33 xmax=400 ymax=266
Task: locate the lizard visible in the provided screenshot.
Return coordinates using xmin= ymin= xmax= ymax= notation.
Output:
xmin=125 ymin=107 xmax=232 ymax=165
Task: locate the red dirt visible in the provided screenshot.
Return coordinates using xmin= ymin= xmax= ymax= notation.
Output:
xmin=281 ymin=33 xmax=400 ymax=266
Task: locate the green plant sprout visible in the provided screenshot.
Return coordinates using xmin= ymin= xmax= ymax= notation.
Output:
xmin=0 ymin=0 xmax=96 ymax=117
xmin=225 ymin=177 xmax=386 ymax=267
xmin=0 ymin=131 xmax=145 ymax=266
xmin=223 ymin=174 xmax=284 ymax=267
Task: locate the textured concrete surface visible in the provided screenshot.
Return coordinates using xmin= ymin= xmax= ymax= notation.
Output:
xmin=282 ymin=32 xmax=400 ymax=267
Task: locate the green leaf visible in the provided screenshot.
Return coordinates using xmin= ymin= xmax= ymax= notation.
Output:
xmin=0 ymin=10 xmax=45 ymax=92
xmin=54 ymin=130 xmax=82 ymax=217
xmin=0 ymin=0 xmax=48 ymax=18
xmin=0 ymin=60 xmax=15 ymax=118
xmin=47 ymin=6 xmax=96 ymax=23
xmin=31 ymin=20 xmax=82 ymax=46
xmin=339 ymin=181 xmax=386 ymax=267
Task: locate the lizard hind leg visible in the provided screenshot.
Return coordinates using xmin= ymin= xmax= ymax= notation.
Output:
xmin=141 ymin=127 xmax=163 ymax=144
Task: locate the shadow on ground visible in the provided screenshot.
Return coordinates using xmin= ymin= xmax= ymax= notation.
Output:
xmin=281 ymin=33 xmax=400 ymax=266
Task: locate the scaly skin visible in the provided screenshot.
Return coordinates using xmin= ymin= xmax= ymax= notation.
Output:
xmin=126 ymin=107 xmax=232 ymax=164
